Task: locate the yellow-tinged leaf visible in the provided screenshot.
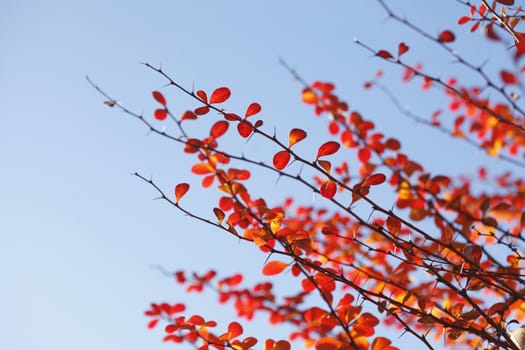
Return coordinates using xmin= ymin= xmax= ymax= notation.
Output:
xmin=174 ymin=183 xmax=189 ymax=203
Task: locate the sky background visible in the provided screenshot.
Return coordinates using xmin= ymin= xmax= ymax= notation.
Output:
xmin=1 ymin=1 xmax=513 ymax=349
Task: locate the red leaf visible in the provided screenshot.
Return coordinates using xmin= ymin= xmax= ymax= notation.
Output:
xmin=174 ymin=183 xmax=189 ymax=203
xmin=180 ymin=110 xmax=197 ymax=121
xmin=377 ymin=50 xmax=393 ymax=59
xmin=363 ymin=173 xmax=386 ymax=186
xmin=245 ymin=102 xmax=262 ymax=117
xmin=273 ymin=150 xmax=291 ymax=170
xmin=501 ymin=70 xmax=519 ymax=84
xmin=154 ymin=109 xmax=168 ymax=121
xmin=210 ymin=120 xmax=229 ymax=138
xmin=320 ymin=180 xmax=337 ymax=198
xmin=152 ymin=91 xmax=166 ymax=106
xmin=357 ymin=148 xmax=371 ymax=163
xmin=386 ymin=215 xmax=401 ymax=235
xmin=316 ymin=141 xmax=341 ymax=160
xmin=196 ymin=90 xmax=207 ymax=103
xmin=209 ymin=87 xmax=231 ymax=104
xmin=227 ymin=321 xmax=243 ymax=339
xmin=213 ymin=207 xmax=225 ymax=224
xmin=194 ymin=106 xmax=210 ymax=115
xmin=237 ymin=120 xmax=253 ymax=138
xmin=289 ymin=128 xmax=307 ymax=147
xmin=398 ymin=42 xmax=409 ymax=57
xmin=438 ymin=30 xmax=455 ymax=43
xmin=458 ymin=16 xmax=471 ymax=25
xmin=147 ymin=319 xmax=159 ymax=329
xmin=262 ymin=260 xmax=288 ymax=276
xmin=495 ymin=0 xmax=514 ymax=4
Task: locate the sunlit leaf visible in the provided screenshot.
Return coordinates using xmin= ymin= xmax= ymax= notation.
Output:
xmin=302 ymin=89 xmax=318 ymax=104
xmin=289 ymin=128 xmax=307 ymax=147
xmin=363 ymin=173 xmax=386 ymax=186
xmin=180 ymin=110 xmax=197 ymax=121
xmin=273 ymin=150 xmax=291 ymax=170
xmin=245 ymin=102 xmax=262 ymax=117
xmin=237 ymin=120 xmax=253 ymax=138
xmin=209 ymin=87 xmax=231 ymax=104
xmin=320 ymin=180 xmax=337 ymax=198
xmin=316 ymin=141 xmax=341 ymax=160
xmin=210 ymin=120 xmax=229 ymax=139
xmin=262 ymin=260 xmax=288 ymax=276
xmin=174 ymin=183 xmax=189 ymax=203
xmin=196 ymin=90 xmax=207 ymax=103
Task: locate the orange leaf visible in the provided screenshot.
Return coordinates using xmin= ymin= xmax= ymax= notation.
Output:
xmin=302 ymin=89 xmax=318 ymax=104
xmin=262 ymin=260 xmax=288 ymax=276
xmin=315 ymin=337 xmax=344 ymax=350
xmin=209 ymin=87 xmax=231 ymax=104
xmin=154 ymin=109 xmax=168 ymax=121
xmin=320 ymin=180 xmax=337 ymax=198
xmin=377 ymin=50 xmax=393 ymax=59
xmin=174 ymin=183 xmax=189 ymax=203
xmin=398 ymin=42 xmax=409 ymax=56
xmin=191 ymin=162 xmax=215 ymax=175
xmin=438 ymin=30 xmax=455 ymax=43
xmin=152 ymin=91 xmax=166 ymax=106
xmin=363 ymin=173 xmax=386 ymax=186
xmin=245 ymin=102 xmax=262 ymax=117
xmin=273 ymin=150 xmax=291 ymax=170
xmin=210 ymin=120 xmax=229 ymax=139
xmin=316 ymin=141 xmax=341 ymax=160
xmin=372 ymin=337 xmax=393 ymax=350
xmin=289 ymin=128 xmax=307 ymax=147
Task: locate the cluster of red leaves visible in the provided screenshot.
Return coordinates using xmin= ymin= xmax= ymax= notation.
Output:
xmin=93 ymin=2 xmax=525 ymax=349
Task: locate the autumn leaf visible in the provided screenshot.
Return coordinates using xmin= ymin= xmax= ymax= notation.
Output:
xmin=245 ymin=102 xmax=262 ymax=117
xmin=289 ymin=128 xmax=307 ymax=147
xmin=152 ymin=91 xmax=166 ymax=106
xmin=209 ymin=87 xmax=231 ymax=104
xmin=398 ymin=42 xmax=409 ymax=57
xmin=262 ymin=260 xmax=288 ymax=276
xmin=273 ymin=150 xmax=291 ymax=170
xmin=210 ymin=120 xmax=229 ymax=139
xmin=501 ymin=70 xmax=519 ymax=84
xmin=320 ymin=180 xmax=337 ymax=198
xmin=377 ymin=50 xmax=394 ymax=59
xmin=174 ymin=183 xmax=189 ymax=203
xmin=362 ymin=173 xmax=386 ymax=186
xmin=154 ymin=109 xmax=168 ymax=121
xmin=438 ymin=30 xmax=455 ymax=43
xmin=316 ymin=141 xmax=341 ymax=160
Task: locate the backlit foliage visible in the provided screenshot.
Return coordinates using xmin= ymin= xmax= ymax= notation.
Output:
xmin=91 ymin=1 xmax=525 ymax=349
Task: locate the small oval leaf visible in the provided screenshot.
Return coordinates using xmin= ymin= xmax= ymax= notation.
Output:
xmin=316 ymin=141 xmax=341 ymax=160
xmin=273 ymin=150 xmax=291 ymax=170
xmin=289 ymin=128 xmax=307 ymax=147
xmin=209 ymin=87 xmax=231 ymax=104
xmin=245 ymin=102 xmax=261 ymax=117
xmin=262 ymin=260 xmax=288 ymax=276
xmin=152 ymin=91 xmax=166 ymax=106
xmin=174 ymin=183 xmax=190 ymax=203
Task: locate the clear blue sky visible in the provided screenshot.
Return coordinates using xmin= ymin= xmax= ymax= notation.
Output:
xmin=1 ymin=1 xmax=508 ymax=349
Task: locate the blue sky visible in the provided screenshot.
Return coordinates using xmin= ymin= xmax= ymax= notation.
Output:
xmin=1 ymin=1 xmax=510 ymax=349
